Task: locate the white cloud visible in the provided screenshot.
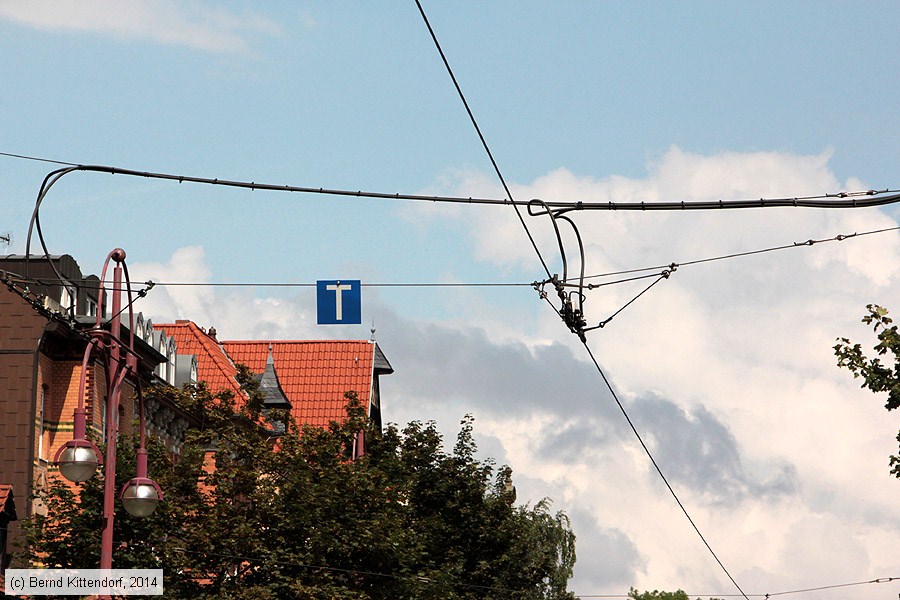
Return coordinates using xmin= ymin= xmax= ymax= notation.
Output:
xmin=395 ymin=147 xmax=900 ymax=597
xmin=133 ymin=148 xmax=900 ymax=598
xmin=129 ymin=245 xmax=214 ymax=322
xmin=0 ymin=0 xmax=285 ymax=54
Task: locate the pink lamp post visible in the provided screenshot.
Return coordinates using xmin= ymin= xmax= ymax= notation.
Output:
xmin=53 ymin=248 xmax=163 ymax=572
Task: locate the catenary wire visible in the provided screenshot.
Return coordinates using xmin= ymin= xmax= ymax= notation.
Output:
xmin=0 ymin=276 xmax=533 ymax=289
xmin=575 ymin=226 xmax=900 ymax=283
xmin=7 ymin=223 xmax=897 ymax=293
xmin=563 ymin=222 xmax=897 ymax=327
xmin=574 ymin=576 xmax=900 ymax=598
xmin=0 ymin=113 xmax=890 ymax=600
xmin=0 ymin=150 xmax=78 ymax=167
xmin=0 ymin=170 xmax=883 ymax=600
xmin=2 ymin=150 xmax=899 ymax=211
xmin=591 ymin=271 xmax=672 ymax=330
xmin=0 ymin=37 xmax=891 ymax=600
xmin=763 ymin=576 xmax=899 ymax=597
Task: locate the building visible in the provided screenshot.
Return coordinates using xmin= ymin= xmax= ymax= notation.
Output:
xmin=0 ymin=484 xmax=15 ymax=580
xmin=155 ymin=321 xmax=393 ymax=438
xmin=0 ymin=254 xmax=188 ymax=574
xmin=221 ymin=339 xmax=392 ymax=432
xmin=0 ymin=253 xmax=394 ymax=580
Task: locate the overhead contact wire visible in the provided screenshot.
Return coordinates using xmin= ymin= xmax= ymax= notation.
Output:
xmin=575 ymin=226 xmax=900 ymax=283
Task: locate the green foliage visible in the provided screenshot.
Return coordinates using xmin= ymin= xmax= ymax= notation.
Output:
xmin=628 ymin=588 xmax=722 ymax=600
xmin=25 ymin=379 xmax=577 ymax=599
xmin=834 ymin=304 xmax=900 ymax=477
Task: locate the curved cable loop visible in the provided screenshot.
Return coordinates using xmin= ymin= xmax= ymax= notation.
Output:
xmin=25 ymin=165 xmax=81 ymax=285
xmin=528 ymin=199 xmax=569 ymax=282
xmin=528 ymin=199 xmax=589 ymax=339
xmin=555 ymin=211 xmax=588 ymax=331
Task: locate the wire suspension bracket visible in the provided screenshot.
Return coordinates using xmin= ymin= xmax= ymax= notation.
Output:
xmin=529 ymin=199 xmax=678 ymax=341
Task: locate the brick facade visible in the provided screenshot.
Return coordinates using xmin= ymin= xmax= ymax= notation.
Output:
xmin=0 ymin=284 xmax=45 ymax=563
xmin=0 ymin=273 xmax=159 ymax=571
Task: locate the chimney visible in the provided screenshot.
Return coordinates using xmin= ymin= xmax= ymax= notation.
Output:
xmin=208 ymin=326 xmax=218 ymax=342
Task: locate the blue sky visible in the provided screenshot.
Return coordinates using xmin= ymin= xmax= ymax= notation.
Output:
xmin=4 ymin=2 xmax=897 ymax=288
xmin=2 ymin=2 xmax=900 ymax=598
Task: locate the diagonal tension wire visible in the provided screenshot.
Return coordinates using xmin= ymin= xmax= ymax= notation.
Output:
xmin=591 ymin=271 xmax=672 ymax=330
xmin=580 ymin=341 xmax=751 ymax=600
xmin=411 ymin=3 xmax=748 ymax=598
xmin=412 ymin=1 xmax=553 ymax=281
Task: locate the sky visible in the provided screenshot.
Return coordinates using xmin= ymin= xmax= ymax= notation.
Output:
xmin=2 ymin=2 xmax=900 ymax=598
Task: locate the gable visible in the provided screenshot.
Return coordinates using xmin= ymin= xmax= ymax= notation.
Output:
xmin=155 ymin=322 xmax=243 ymax=398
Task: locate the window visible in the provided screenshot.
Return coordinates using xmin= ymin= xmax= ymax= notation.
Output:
xmin=158 ymin=335 xmax=168 ymax=382
xmin=37 ymin=387 xmax=47 ymax=461
xmin=167 ymin=339 xmax=177 ymax=385
xmin=59 ymin=284 xmax=76 ymax=315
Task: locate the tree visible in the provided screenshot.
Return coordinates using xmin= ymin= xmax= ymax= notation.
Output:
xmin=834 ymin=303 xmax=900 ymax=478
xmin=25 ymin=371 xmax=577 ymax=599
xmin=629 ymin=589 xmax=689 ymax=600
xmin=628 ymin=588 xmax=722 ymax=600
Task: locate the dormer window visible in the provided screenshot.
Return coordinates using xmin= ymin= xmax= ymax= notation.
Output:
xmin=135 ymin=312 xmax=145 ymax=340
xmin=59 ymin=284 xmax=76 ymax=315
xmin=144 ymin=320 xmax=154 ymax=345
xmin=166 ymin=338 xmax=177 ymax=385
xmin=157 ymin=333 xmax=168 ymax=382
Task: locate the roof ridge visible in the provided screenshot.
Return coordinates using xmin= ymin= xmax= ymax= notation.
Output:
xmin=222 ymin=339 xmax=373 ymax=344
xmin=155 ymin=321 xmax=243 ymax=397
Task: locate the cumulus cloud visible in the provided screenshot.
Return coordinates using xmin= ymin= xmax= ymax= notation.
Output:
xmin=0 ymin=0 xmax=286 ymax=54
xmin=128 ymin=245 xmax=214 ymax=322
xmin=135 ymin=147 xmax=900 ymax=598
xmin=629 ymin=394 xmax=797 ymax=504
xmin=395 ymin=147 xmax=900 ymax=597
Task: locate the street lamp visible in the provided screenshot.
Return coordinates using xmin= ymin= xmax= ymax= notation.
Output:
xmin=121 ymin=449 xmax=163 ymax=517
xmin=54 ymin=248 xmax=163 ymax=571
xmin=54 ymin=340 xmax=104 ymax=482
xmin=54 ymin=409 xmax=101 ymax=483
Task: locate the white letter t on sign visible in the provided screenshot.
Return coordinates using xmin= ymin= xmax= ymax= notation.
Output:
xmin=326 ymin=283 xmax=351 ymax=321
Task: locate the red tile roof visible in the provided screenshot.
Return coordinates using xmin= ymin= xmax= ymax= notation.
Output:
xmin=222 ymin=340 xmax=376 ymax=428
xmin=155 ymin=321 xmax=244 ymax=398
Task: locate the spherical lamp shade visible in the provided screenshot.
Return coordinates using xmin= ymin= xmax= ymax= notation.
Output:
xmin=121 ymin=478 xmax=162 ymax=517
xmin=55 ymin=442 xmax=100 ymax=483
